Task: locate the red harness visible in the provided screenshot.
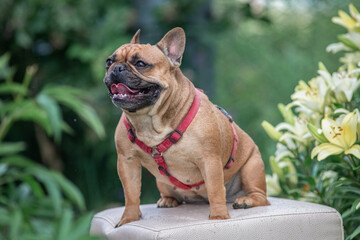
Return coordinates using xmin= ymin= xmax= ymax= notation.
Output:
xmin=123 ymin=89 xmax=238 ymax=190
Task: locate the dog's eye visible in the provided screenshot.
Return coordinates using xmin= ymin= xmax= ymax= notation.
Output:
xmin=106 ymin=59 xmax=113 ymax=70
xmin=134 ymin=60 xmax=147 ymax=68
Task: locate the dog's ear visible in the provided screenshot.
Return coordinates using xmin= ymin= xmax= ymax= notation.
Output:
xmin=130 ymin=29 xmax=141 ymax=44
xmin=157 ymin=27 xmax=186 ymax=67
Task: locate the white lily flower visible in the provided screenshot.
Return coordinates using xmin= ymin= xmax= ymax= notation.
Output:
xmin=320 ymin=170 xmax=338 ymax=183
xmin=275 ymin=143 xmax=295 ymax=161
xmin=311 ymin=111 xmax=360 ymax=160
xmin=349 ymin=4 xmax=360 ymax=23
xmin=266 ymin=174 xmax=282 ymax=196
xmin=335 ymin=109 xmax=360 ymax=143
xmin=326 ymin=42 xmax=352 ymax=54
xmin=319 ymin=69 xmax=360 ymax=103
xmin=276 ymin=116 xmax=312 ymax=147
xmin=332 ymin=10 xmax=357 ymax=31
xmin=291 ymin=77 xmax=330 ymax=115
xmin=339 ymin=52 xmax=360 ymax=70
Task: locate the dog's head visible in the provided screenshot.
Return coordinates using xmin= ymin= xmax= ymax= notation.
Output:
xmin=104 ymin=27 xmax=186 ymax=113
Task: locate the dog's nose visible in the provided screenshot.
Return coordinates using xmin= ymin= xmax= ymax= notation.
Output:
xmin=113 ymin=64 xmax=126 ymax=73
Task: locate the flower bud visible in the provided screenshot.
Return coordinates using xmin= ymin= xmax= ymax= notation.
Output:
xmin=282 ymin=157 xmax=298 ymax=186
xmin=318 ymin=62 xmax=328 ymax=72
xmin=307 ymin=123 xmax=328 ymax=143
xmin=262 ymin=121 xmax=282 ymax=142
xmin=278 ymin=103 xmax=295 ymax=125
xmin=269 ymin=156 xmax=285 ymax=182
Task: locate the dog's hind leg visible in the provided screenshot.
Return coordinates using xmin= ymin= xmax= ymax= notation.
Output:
xmin=233 ymin=146 xmax=270 ymax=209
xmin=156 ymin=180 xmax=181 ymax=208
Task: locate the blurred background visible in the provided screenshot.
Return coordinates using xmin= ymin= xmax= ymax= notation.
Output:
xmin=0 ymin=0 xmax=356 ymax=238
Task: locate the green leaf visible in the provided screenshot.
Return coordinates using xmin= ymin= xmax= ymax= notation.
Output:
xmin=51 ymin=171 xmax=86 ymax=211
xmin=1 ymin=155 xmax=38 ymax=168
xmin=42 ymin=86 xmax=105 ymax=139
xmin=0 ymin=53 xmax=13 ymax=81
xmin=10 ymin=208 xmax=22 ymax=240
xmin=22 ymin=65 xmax=37 ymax=91
xmin=67 ymin=212 xmax=95 ymax=240
xmin=37 ymin=93 xmax=63 ymax=142
xmin=21 ymin=175 xmax=45 ymax=199
xmin=0 ymin=207 xmax=10 ymax=224
xmin=305 ymin=176 xmax=316 ymax=188
xmin=346 ymin=225 xmax=360 ymax=240
xmin=351 ymin=198 xmax=360 ymax=212
xmin=27 ymin=167 xmax=62 ymax=216
xmin=0 ymin=100 xmax=25 ymax=116
xmin=51 ymin=94 xmax=105 ymax=139
xmin=13 ymin=100 xmax=52 ymax=136
xmin=339 ymin=186 xmax=360 ymax=196
xmin=0 ymin=53 xmax=10 ymax=72
xmin=0 ymin=83 xmax=27 ymax=95
xmin=55 ymin=208 xmax=73 ymax=240
xmin=342 ymin=198 xmax=360 ymax=219
xmin=0 ymin=100 xmax=51 ymax=139
xmin=42 ymin=85 xmax=88 ymax=100
xmin=0 ymin=142 xmax=26 ymax=156
xmin=342 ymin=208 xmax=353 ymax=219
xmin=0 ymin=163 xmax=8 ymax=177
xmin=61 ymin=121 xmax=74 ymax=135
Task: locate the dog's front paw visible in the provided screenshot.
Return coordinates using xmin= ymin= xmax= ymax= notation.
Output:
xmin=115 ymin=216 xmax=139 ymax=228
xmin=115 ymin=209 xmax=142 ymax=228
xmin=209 ymin=205 xmax=230 ymax=220
xmin=209 ymin=212 xmax=230 ymax=220
xmin=157 ymin=197 xmax=179 ymax=208
xmin=233 ymin=195 xmax=269 ymax=209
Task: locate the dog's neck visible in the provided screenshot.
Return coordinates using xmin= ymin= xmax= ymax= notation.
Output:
xmin=124 ymin=68 xmax=195 ymax=147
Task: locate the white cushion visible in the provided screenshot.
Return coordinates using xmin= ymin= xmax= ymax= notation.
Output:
xmin=90 ymin=197 xmax=343 ymax=240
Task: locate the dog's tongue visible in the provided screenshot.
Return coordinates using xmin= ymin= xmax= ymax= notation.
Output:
xmin=111 ymin=83 xmax=140 ymax=95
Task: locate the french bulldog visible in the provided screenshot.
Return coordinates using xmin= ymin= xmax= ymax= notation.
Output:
xmin=104 ymin=27 xmax=269 ymax=227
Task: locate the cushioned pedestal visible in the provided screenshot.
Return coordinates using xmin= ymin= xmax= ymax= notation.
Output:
xmin=90 ymin=197 xmax=343 ymax=240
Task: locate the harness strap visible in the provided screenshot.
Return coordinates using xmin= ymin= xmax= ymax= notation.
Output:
xmin=123 ymin=88 xmax=238 ymax=190
xmin=226 ymin=123 xmax=238 ymax=169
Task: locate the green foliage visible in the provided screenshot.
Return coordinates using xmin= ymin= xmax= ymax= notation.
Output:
xmin=0 ymin=0 xmax=135 ymax=210
xmin=263 ymin=4 xmax=360 ymax=239
xmin=0 ymin=54 xmax=105 ymax=142
xmin=214 ymin=1 xmax=349 ymax=172
xmin=0 ymin=157 xmax=98 ymax=239
xmin=0 ymin=53 xmax=102 ymax=238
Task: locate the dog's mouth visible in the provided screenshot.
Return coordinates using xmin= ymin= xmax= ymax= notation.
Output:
xmin=110 ymin=83 xmax=158 ymax=100
xmin=108 ymin=82 xmax=162 ymax=111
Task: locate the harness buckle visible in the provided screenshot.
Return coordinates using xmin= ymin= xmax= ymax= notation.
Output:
xmin=151 ymin=148 xmax=163 ymax=157
xmin=168 ymin=129 xmax=183 ymax=144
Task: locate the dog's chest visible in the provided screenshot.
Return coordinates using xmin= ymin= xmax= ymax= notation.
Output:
xmin=138 ymin=146 xmax=204 ymax=185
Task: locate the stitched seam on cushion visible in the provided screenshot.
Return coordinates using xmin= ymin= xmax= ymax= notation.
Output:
xmin=92 ymin=216 xmax=116 ymax=227
xmin=333 ymin=210 xmax=345 ymax=240
xmin=128 ymin=211 xmax=341 ymax=232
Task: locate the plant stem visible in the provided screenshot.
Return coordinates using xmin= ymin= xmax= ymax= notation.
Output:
xmin=0 ymin=116 xmax=13 ymax=142
xmin=347 ymin=154 xmax=360 ymax=177
xmin=347 ymin=155 xmax=357 ymax=168
xmin=285 ymin=146 xmax=327 ymax=204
